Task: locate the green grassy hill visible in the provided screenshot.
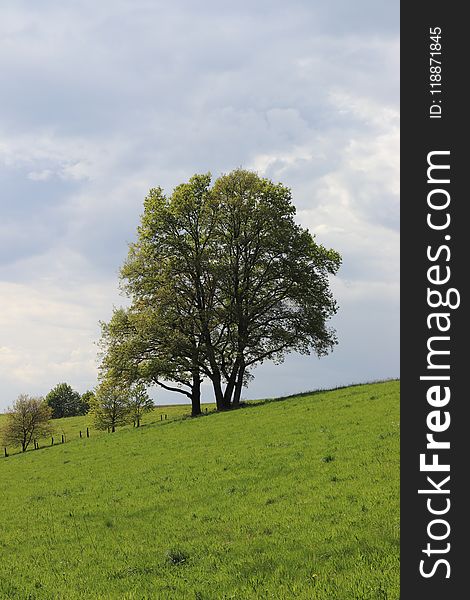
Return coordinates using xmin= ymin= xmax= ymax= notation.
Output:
xmin=0 ymin=381 xmax=399 ymax=599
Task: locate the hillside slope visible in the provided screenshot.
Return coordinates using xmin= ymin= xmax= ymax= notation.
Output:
xmin=0 ymin=381 xmax=399 ymax=599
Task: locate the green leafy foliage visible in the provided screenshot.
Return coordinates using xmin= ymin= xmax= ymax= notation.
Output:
xmin=79 ymin=390 xmax=95 ymax=415
xmin=91 ymin=380 xmax=132 ymax=432
xmin=46 ymin=383 xmax=85 ymax=418
xmin=128 ymin=382 xmax=154 ymax=427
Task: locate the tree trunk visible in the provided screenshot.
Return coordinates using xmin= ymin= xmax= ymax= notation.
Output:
xmin=200 ymin=324 xmax=227 ymax=411
xmin=191 ymin=374 xmax=202 ymax=417
xmin=232 ymin=360 xmax=245 ymax=407
xmin=211 ymin=371 xmax=227 ymax=410
xmin=223 ymin=359 xmax=240 ymax=408
xmin=111 ymin=424 xmax=115 ymax=433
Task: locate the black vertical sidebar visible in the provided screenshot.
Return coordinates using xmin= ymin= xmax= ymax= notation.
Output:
xmin=401 ymin=2 xmax=467 ymax=599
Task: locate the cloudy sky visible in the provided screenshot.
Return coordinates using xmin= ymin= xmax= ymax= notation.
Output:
xmin=0 ymin=0 xmax=399 ymax=410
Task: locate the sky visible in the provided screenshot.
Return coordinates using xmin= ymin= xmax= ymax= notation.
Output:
xmin=0 ymin=0 xmax=399 ymax=410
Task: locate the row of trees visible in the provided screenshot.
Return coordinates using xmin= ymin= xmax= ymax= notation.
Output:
xmin=99 ymin=169 xmax=341 ymax=415
xmin=2 ymin=384 xmax=155 ymax=452
xmin=43 ymin=381 xmax=154 ymax=430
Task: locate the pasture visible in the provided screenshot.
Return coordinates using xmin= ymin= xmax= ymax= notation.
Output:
xmin=0 ymin=381 xmax=399 ymax=599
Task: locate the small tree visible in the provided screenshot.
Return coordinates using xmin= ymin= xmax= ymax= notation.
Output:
xmin=128 ymin=383 xmax=154 ymax=427
xmin=92 ymin=380 xmax=131 ymax=433
xmin=2 ymin=394 xmax=52 ymax=452
xmin=46 ymin=383 xmax=82 ymax=418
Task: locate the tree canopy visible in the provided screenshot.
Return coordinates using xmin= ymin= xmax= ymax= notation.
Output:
xmin=46 ymin=383 xmax=86 ymax=418
xmin=99 ymin=169 xmax=341 ymax=413
xmin=79 ymin=390 xmax=95 ymax=415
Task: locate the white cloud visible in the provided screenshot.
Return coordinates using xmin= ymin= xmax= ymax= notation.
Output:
xmin=0 ymin=275 xmax=122 ymax=407
xmin=27 ymin=169 xmax=54 ymax=181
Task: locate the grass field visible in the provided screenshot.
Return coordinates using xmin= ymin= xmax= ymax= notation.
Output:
xmin=0 ymin=380 xmax=399 ymax=599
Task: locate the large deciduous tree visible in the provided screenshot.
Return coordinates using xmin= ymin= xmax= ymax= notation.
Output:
xmin=2 ymin=395 xmax=52 ymax=452
xmin=99 ymin=170 xmax=341 ymax=411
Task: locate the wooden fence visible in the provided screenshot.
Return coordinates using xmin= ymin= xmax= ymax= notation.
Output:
xmin=2 ymin=413 xmax=181 ymax=458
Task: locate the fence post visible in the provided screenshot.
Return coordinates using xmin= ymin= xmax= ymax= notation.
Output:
xmin=61 ymin=434 xmax=64 ymax=444
xmin=51 ymin=437 xmax=54 ymax=446
xmin=80 ymin=430 xmax=82 ymax=438
xmin=160 ymin=414 xmax=162 ymax=421
xmin=86 ymin=427 xmax=90 ymax=438
xmin=4 ymin=447 xmax=7 ymax=458
xmin=165 ymin=414 xmax=167 ymax=420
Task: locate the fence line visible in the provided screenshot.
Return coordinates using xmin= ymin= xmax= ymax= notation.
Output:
xmin=2 ymin=409 xmax=211 ymax=458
